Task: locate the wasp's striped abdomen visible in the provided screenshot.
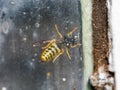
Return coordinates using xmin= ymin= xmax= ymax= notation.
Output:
xmin=41 ymin=42 xmax=61 ymax=62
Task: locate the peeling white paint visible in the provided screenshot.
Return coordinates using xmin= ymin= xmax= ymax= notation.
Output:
xmin=111 ymin=0 xmax=120 ymax=90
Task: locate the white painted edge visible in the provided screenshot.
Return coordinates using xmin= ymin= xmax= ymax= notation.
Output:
xmin=111 ymin=0 xmax=120 ymax=90
xmin=107 ymin=0 xmax=114 ymax=72
xmin=81 ymin=0 xmax=93 ymax=90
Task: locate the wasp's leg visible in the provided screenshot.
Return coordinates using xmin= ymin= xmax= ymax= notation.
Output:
xmin=42 ymin=39 xmax=56 ymax=49
xmin=52 ymin=49 xmax=64 ymax=63
xmin=42 ymin=39 xmax=56 ymax=44
xmin=55 ymin=24 xmax=63 ymax=38
xmin=67 ymin=27 xmax=78 ymax=36
xmin=65 ymin=47 xmax=71 ymax=60
xmin=70 ymin=43 xmax=81 ymax=48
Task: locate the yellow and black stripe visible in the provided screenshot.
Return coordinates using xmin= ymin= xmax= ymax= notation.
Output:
xmin=41 ymin=42 xmax=61 ymax=62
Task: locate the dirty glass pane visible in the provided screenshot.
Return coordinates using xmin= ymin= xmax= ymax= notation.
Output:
xmin=0 ymin=0 xmax=83 ymax=90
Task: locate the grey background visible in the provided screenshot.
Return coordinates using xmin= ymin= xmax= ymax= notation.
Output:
xmin=0 ymin=0 xmax=83 ymax=90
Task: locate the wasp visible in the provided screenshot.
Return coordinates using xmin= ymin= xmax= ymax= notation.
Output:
xmin=33 ymin=24 xmax=81 ymax=63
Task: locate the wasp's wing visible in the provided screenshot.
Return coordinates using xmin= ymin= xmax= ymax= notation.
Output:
xmin=33 ymin=39 xmax=58 ymax=49
xmin=33 ymin=39 xmax=52 ymax=47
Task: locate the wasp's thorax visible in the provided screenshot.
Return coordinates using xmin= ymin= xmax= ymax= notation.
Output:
xmin=59 ymin=35 xmax=79 ymax=48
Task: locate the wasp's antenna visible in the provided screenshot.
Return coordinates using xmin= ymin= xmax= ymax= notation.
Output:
xmin=55 ymin=24 xmax=63 ymax=38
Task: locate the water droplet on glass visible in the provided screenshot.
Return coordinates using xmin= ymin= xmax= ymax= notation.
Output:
xmin=26 ymin=26 xmax=28 ymax=30
xmin=2 ymin=87 xmax=7 ymax=90
xmin=47 ymin=6 xmax=50 ymax=9
xmin=23 ymin=37 xmax=27 ymax=41
xmin=62 ymin=78 xmax=66 ymax=82
xmin=23 ymin=35 xmax=27 ymax=42
xmin=47 ymin=72 xmax=52 ymax=77
xmin=10 ymin=1 xmax=15 ymax=5
xmin=32 ymin=58 xmax=35 ymax=62
xmin=23 ymin=12 xmax=26 ymax=15
xmin=65 ymin=27 xmax=68 ymax=30
xmin=34 ymin=53 xmax=38 ymax=57
xmin=35 ymin=23 xmax=40 ymax=28
xmin=2 ymin=21 xmax=9 ymax=34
